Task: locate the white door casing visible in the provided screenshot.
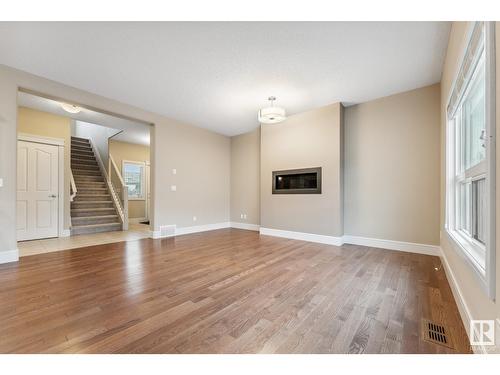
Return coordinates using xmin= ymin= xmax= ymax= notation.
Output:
xmin=145 ymin=161 xmax=151 ymax=221
xmin=17 ymin=140 xmax=59 ymax=241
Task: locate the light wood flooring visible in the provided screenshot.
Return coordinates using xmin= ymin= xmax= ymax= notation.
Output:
xmin=0 ymin=228 xmax=471 ymax=353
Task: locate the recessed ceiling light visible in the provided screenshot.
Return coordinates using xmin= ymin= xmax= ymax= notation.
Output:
xmin=60 ymin=102 xmax=82 ymax=114
xmin=258 ymin=96 xmax=286 ymax=124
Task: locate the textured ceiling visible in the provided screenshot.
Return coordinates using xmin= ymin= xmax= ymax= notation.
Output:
xmin=1 ymin=22 xmax=450 ymax=136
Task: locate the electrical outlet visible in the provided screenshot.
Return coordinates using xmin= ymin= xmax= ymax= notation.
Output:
xmin=0 ymin=178 xmax=3 ymax=187
xmin=243 ymin=214 xmax=247 ymax=219
xmin=172 ymin=168 xmax=177 ymax=175
xmin=171 ymin=185 xmax=177 ymax=191
xmin=240 ymin=213 xmax=244 ymax=219
xmin=193 ymin=216 xmax=197 ymax=222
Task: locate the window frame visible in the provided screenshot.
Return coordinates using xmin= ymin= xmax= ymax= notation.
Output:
xmin=445 ymin=21 xmax=496 ymax=300
xmin=122 ymin=160 xmax=146 ymax=201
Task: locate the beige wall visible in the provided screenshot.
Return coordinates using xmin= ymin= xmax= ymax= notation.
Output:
xmin=260 ymin=102 xmax=344 ymax=236
xmin=0 ymin=64 xmax=230 ymax=260
xmin=230 ymin=128 xmax=260 ymax=225
xmin=17 ymin=107 xmax=72 ymax=231
xmin=163 ymin=124 xmax=230 ymax=228
xmin=439 ymin=22 xmax=500 ymax=352
xmin=344 ymin=84 xmax=441 ymax=245
xmin=109 ymin=140 xmax=150 ymax=219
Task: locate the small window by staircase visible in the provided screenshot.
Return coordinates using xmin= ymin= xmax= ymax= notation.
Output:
xmin=123 ymin=161 xmax=145 ymax=200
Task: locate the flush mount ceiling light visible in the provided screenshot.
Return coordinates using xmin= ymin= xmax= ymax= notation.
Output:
xmin=258 ymin=96 xmax=286 ymax=124
xmin=60 ymin=102 xmax=82 ymax=114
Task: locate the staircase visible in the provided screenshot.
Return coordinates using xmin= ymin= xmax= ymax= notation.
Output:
xmin=70 ymin=136 xmax=122 ymax=235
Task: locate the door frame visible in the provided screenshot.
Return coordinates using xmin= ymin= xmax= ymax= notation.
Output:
xmin=145 ymin=161 xmax=151 ymax=221
xmin=17 ymin=133 xmax=67 ymax=239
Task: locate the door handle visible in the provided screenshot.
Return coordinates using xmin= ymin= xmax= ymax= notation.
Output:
xmin=49 ymin=194 xmax=57 ymax=198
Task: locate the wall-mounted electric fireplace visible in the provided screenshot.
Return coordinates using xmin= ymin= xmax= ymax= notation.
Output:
xmin=272 ymin=167 xmax=322 ymax=194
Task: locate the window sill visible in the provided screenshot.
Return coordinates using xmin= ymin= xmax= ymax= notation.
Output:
xmin=444 ymin=228 xmax=488 ymax=292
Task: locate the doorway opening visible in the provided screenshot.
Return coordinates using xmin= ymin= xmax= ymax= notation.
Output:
xmin=16 ymin=90 xmax=153 ymax=257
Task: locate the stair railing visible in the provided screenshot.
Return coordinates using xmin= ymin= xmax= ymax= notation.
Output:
xmin=88 ymin=138 xmax=128 ymax=231
xmin=70 ymin=169 xmax=77 ymax=202
xmin=108 ymin=154 xmax=129 ymax=231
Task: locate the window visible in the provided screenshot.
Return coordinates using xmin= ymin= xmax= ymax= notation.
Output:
xmin=122 ymin=161 xmax=145 ymax=200
xmin=446 ymin=22 xmax=496 ymax=298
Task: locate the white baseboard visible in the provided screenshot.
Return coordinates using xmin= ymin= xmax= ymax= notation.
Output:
xmin=176 ymin=222 xmax=231 ymax=236
xmin=438 ymin=247 xmax=484 ymax=353
xmin=59 ymin=229 xmax=71 ymax=238
xmin=230 ymin=222 xmax=260 ymax=231
xmin=0 ymin=249 xmax=19 ymax=264
xmin=343 ymin=235 xmax=440 ymax=256
xmin=129 ymin=217 xmax=147 ymax=224
xmin=259 ymin=227 xmax=344 ymax=246
xmin=258 ymin=229 xmax=440 ymax=256
xmin=150 ymin=222 xmax=231 ymax=239
xmin=149 ymin=222 xmax=439 ymax=258
xmin=150 ymin=230 xmax=161 ymax=239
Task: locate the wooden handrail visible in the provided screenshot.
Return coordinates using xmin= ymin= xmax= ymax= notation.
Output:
xmin=70 ymin=169 xmax=77 ymax=202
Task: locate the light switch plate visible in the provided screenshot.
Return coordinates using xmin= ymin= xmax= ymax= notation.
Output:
xmin=172 ymin=169 xmax=177 ymax=175
xmin=171 ymin=185 xmax=177 ymax=191
xmin=0 ymin=178 xmax=3 ymax=187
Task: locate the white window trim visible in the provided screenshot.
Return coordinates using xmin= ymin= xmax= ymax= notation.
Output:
xmin=445 ymin=22 xmax=496 ymax=300
xmin=122 ymin=160 xmax=146 ymax=201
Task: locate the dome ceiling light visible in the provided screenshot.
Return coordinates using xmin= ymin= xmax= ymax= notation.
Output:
xmin=258 ymin=96 xmax=286 ymax=124
xmin=60 ymin=102 xmax=82 ymax=114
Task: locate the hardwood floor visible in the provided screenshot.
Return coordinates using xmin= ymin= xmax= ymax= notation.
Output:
xmin=0 ymin=228 xmax=471 ymax=353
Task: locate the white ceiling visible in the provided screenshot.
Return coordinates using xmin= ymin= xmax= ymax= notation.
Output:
xmin=18 ymin=92 xmax=151 ymax=146
xmin=2 ymin=22 xmax=450 ymax=136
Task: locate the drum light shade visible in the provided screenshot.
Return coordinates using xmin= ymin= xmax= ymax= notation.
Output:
xmin=258 ymin=96 xmax=286 ymax=124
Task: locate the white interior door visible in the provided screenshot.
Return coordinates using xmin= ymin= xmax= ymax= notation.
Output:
xmin=145 ymin=162 xmax=151 ymax=221
xmin=17 ymin=140 xmax=59 ymax=241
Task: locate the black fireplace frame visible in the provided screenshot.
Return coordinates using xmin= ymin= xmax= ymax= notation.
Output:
xmin=272 ymin=167 xmax=322 ymax=194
